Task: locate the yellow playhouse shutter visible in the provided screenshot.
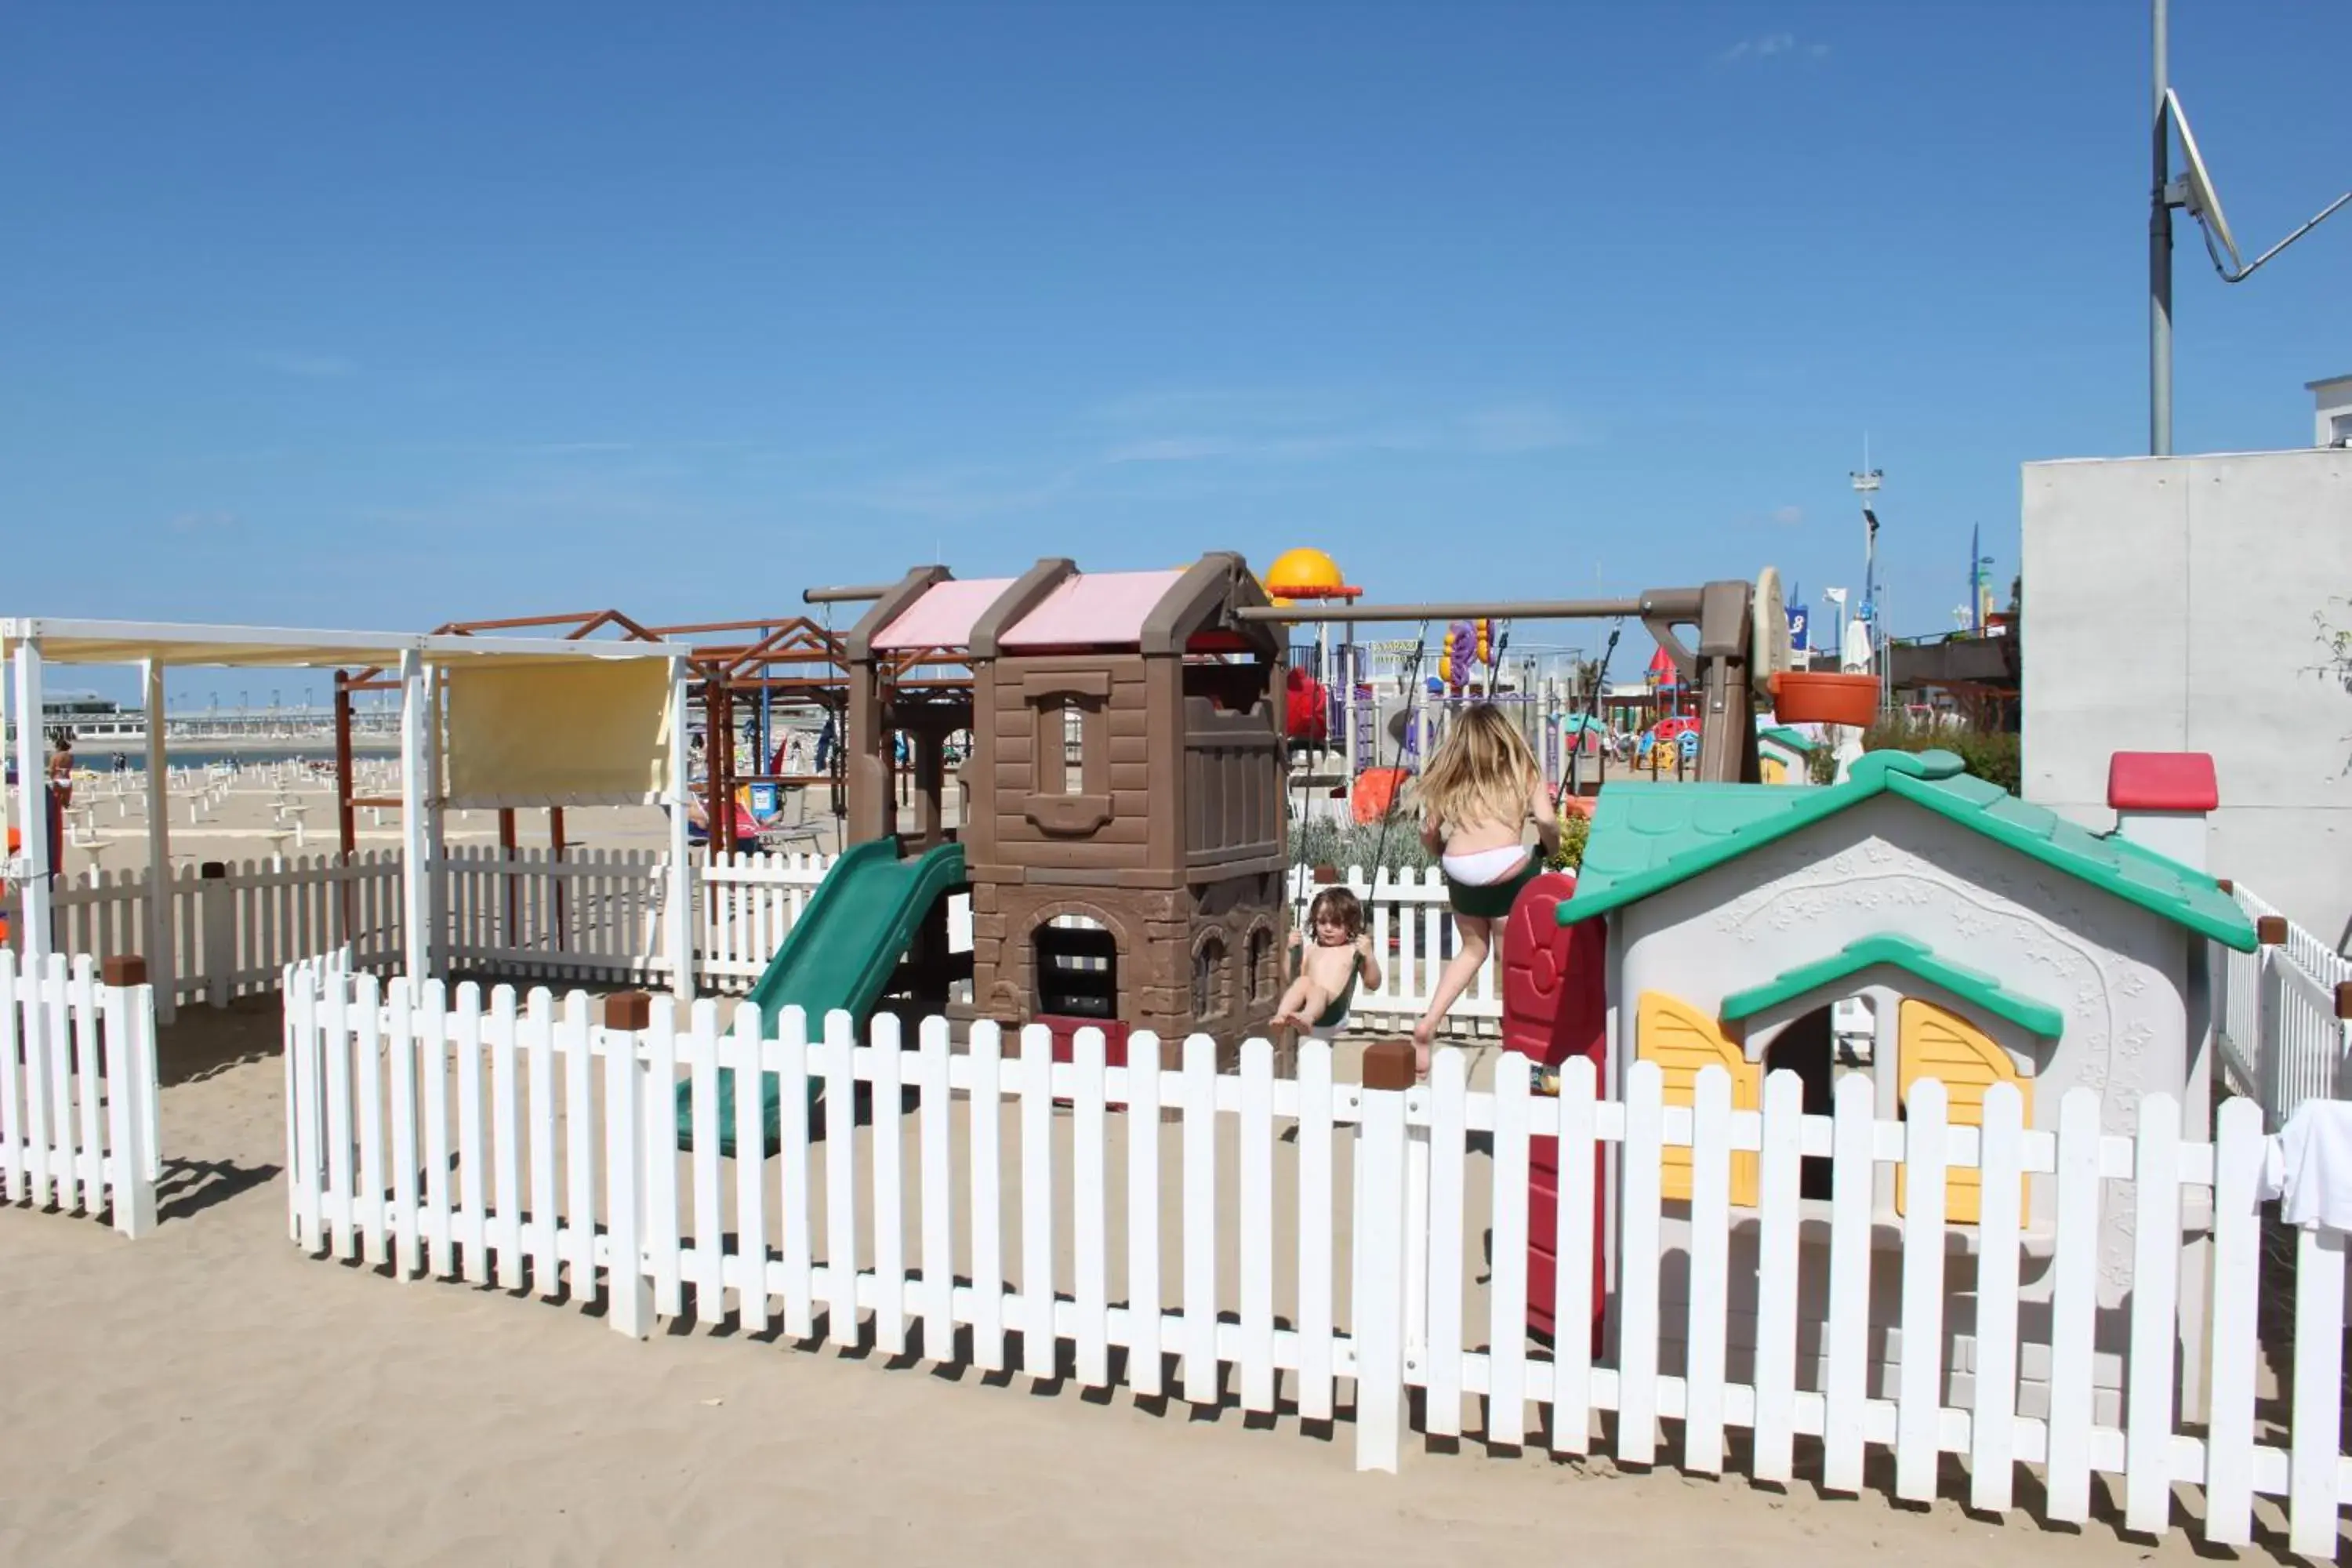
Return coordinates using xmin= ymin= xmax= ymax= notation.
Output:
xmin=1636 ymin=992 xmax=1760 ymax=1206
xmin=1896 ymin=999 xmax=2029 ymax=1225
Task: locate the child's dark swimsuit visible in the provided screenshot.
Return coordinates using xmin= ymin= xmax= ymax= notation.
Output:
xmin=1443 ymin=853 xmax=1541 ymax=920
xmin=1312 ymin=951 xmax=1364 ymax=1030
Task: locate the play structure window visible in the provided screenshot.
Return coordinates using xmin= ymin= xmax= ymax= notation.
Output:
xmin=1192 ymin=934 xmax=1227 ymax=1021
xmin=1761 ymin=1006 xmax=1837 ymax=1200
xmin=1022 ymin=676 xmax=1112 ymax=835
xmin=1034 ymin=915 xmax=1117 ymax=1021
xmin=1056 ymin=702 xmax=1086 ymax=793
xmin=1181 ymin=656 xmax=1270 ymax=714
xmin=1244 ymin=926 xmax=1273 ymax=1003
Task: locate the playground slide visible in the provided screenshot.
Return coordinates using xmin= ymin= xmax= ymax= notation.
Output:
xmin=676 ymin=837 xmax=967 ymax=1156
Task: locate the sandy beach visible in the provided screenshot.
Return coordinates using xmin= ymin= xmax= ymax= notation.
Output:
xmin=42 ymin=760 xmax=846 ymax=881
xmin=0 ymin=999 xmax=2257 ymax=1566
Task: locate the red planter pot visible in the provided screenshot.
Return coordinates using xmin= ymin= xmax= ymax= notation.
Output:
xmin=1770 ymin=672 xmax=1879 ymax=728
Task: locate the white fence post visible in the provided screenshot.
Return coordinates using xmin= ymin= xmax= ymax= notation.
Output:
xmin=199 ymin=862 xmax=234 ymax=1007
xmin=97 ymin=955 xmax=158 ymax=1238
xmin=1352 ymin=1040 xmax=1414 ymax=1473
xmin=600 ymin=989 xmax=654 ymax=1340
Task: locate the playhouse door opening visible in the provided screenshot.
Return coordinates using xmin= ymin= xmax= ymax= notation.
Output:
xmin=1035 ymin=915 xmax=1117 ymax=1021
xmin=1762 ymin=1004 xmax=1838 ymax=1200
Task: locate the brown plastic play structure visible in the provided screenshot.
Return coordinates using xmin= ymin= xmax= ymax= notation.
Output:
xmin=840 ymin=553 xmax=1287 ymax=1055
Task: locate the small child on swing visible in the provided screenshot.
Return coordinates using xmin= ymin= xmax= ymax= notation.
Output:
xmin=1272 ymin=885 xmax=1383 ymax=1036
xmin=1412 ymin=703 xmax=1559 ymax=1069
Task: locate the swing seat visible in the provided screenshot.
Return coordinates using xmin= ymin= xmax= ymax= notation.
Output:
xmin=1287 ymin=947 xmax=1363 ymax=1039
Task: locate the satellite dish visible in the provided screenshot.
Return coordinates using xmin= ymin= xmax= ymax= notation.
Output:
xmin=1750 ymin=566 xmax=1791 ymax=699
xmin=2166 ymin=89 xmax=2241 ymax=272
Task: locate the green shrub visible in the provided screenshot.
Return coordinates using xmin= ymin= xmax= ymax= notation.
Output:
xmin=1548 ymin=807 xmax=1590 ymax=872
xmin=1860 ymin=714 xmax=2021 ymax=796
xmin=1290 ymin=801 xmax=1591 ymax=875
xmin=1290 ymin=814 xmax=1436 ymax=875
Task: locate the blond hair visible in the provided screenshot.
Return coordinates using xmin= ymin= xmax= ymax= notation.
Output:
xmin=1417 ymin=704 xmax=1539 ymax=833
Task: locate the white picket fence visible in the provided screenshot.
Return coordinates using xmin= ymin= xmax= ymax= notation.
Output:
xmin=0 ymin=952 xmax=160 ymax=1236
xmin=2 ymin=853 xmax=404 ymax=1009
xmin=283 ymin=967 xmax=2352 ymax=1555
xmin=695 ymin=851 xmax=833 ymax=987
xmin=438 ymin=845 xmax=689 ymax=986
xmin=7 ymin=850 xmax=1504 ymax=1030
xmin=2213 ymin=887 xmax=2352 ymax=1131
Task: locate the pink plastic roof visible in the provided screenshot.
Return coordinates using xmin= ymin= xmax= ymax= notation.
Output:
xmin=869 ymin=578 xmax=1016 ymax=652
xmin=1000 ymin=569 xmax=1187 ymax=650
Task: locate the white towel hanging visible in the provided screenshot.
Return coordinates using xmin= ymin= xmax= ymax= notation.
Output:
xmin=2259 ymin=1099 xmax=2352 ymax=1233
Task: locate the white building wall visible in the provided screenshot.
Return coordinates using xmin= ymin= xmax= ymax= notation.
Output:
xmin=2314 ymin=376 xmax=2352 ymax=448
xmin=2021 ymin=448 xmax=2352 ymax=953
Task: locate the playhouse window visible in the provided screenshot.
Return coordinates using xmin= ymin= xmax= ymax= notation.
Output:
xmin=1058 ymin=701 xmax=1086 ymax=793
xmin=1244 ymin=927 xmax=1273 ymax=1003
xmin=1029 ymin=693 xmax=1098 ymax=797
xmin=1192 ymin=934 xmax=1228 ymax=1020
xmin=1181 ymin=655 xmax=1271 ymax=714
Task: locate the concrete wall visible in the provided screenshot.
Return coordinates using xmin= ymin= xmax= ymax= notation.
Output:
xmin=2022 ymin=448 xmax=2352 ymax=951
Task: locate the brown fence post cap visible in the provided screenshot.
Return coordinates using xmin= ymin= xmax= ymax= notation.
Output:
xmin=1362 ymin=1040 xmax=1417 ymax=1091
xmin=100 ymin=955 xmax=148 ymax=988
xmin=2256 ymin=915 xmax=2288 ymax=946
xmin=601 ymin=991 xmax=652 ymax=1030
xmin=2214 ymin=877 xmax=2234 ymax=895
xmin=2337 ymin=981 xmax=2352 ymax=1022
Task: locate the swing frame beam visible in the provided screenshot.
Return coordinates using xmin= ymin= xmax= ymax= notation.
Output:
xmin=1241 ymin=582 xmax=1760 ymax=785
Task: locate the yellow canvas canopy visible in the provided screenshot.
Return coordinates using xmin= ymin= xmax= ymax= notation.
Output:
xmin=2 ymin=617 xmax=695 ymax=1004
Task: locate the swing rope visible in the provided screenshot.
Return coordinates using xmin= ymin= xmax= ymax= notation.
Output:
xmin=1555 ymin=615 xmax=1626 ymax=813
xmin=1366 ymin=622 xmax=1432 ymax=881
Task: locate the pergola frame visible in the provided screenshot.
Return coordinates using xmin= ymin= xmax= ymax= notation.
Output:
xmin=339 ymin=607 xmax=973 ymax=865
xmin=2 ymin=618 xmax=695 ymax=1018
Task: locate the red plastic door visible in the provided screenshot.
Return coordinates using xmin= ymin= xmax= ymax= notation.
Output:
xmin=1498 ymin=872 xmax=1608 ymax=1349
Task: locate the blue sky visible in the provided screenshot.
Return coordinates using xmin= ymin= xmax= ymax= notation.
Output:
xmin=4 ymin=2 xmax=2346 ymax=703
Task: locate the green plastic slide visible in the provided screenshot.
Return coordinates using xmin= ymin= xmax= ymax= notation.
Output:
xmin=674 ymin=837 xmax=967 ymax=1157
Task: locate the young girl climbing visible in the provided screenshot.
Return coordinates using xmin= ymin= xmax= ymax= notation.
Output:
xmin=1411 ymin=703 xmax=1559 ymax=1068
xmin=1272 ymin=886 xmax=1383 ymax=1036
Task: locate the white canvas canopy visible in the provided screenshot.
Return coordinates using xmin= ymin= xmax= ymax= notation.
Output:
xmin=1 ymin=618 xmax=696 ymax=1009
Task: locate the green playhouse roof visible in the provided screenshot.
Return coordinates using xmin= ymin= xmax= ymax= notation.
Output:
xmin=1559 ymin=749 xmax=2258 ymax=952
xmin=1758 ymin=725 xmax=1817 ymax=753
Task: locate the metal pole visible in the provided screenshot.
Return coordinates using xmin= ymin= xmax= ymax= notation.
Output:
xmin=333 ymin=671 xmax=357 ymax=859
xmin=141 ymin=659 xmax=174 ymax=1023
xmin=2151 ymin=0 xmax=2173 ymax=456
xmin=665 ymin=655 xmax=695 ymax=1003
xmin=397 ymin=650 xmax=430 ymax=979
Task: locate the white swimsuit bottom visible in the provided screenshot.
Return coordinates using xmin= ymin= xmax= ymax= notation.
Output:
xmin=1441 ymin=844 xmax=1533 ymax=885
